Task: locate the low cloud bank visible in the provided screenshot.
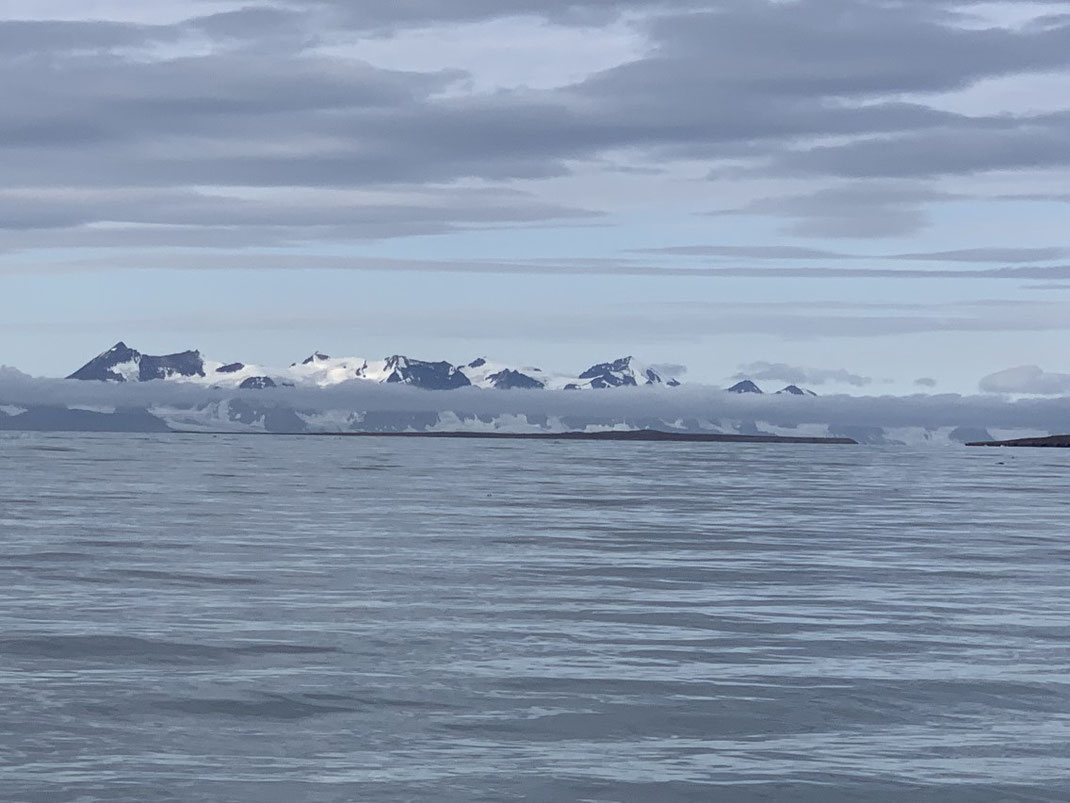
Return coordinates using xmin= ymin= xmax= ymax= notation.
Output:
xmin=979 ymin=366 xmax=1070 ymax=396
xmin=2 ymin=373 xmax=1070 ymax=433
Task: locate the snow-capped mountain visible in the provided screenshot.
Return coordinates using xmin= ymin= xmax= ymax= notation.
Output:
xmin=289 ymin=352 xmax=472 ymax=389
xmin=460 ymin=358 xmax=547 ymax=390
xmin=379 ymin=355 xmax=472 ymax=389
xmin=571 ymin=357 xmax=682 ymax=389
xmin=66 ymin=342 xmax=275 ymax=388
xmin=67 ymin=342 xmax=208 ymax=383
xmin=777 ymin=385 xmax=818 ymax=397
xmin=727 ymin=380 xmax=763 ymax=394
xmin=727 ymin=380 xmax=818 ymax=396
xmin=1 ymin=344 xmax=1051 ymax=440
xmin=66 ymin=343 xmax=685 ymax=392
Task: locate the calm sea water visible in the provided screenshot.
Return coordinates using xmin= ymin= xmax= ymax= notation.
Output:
xmin=1 ymin=433 xmax=1069 ymax=802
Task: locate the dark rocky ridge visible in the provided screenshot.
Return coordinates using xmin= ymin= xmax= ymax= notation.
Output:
xmin=487 ymin=369 xmax=545 ymax=390
xmin=579 ymin=357 xmax=677 ymax=388
xmin=778 ymin=385 xmax=817 ymax=396
xmin=968 ymin=434 xmax=1070 ymax=448
xmin=382 ymin=356 xmax=471 ymax=390
xmin=67 ymin=342 xmax=207 ymax=383
xmin=186 ymin=429 xmax=859 ymax=445
xmin=728 ymin=380 xmax=763 ymax=394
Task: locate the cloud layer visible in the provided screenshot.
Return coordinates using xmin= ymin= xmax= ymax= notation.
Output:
xmin=2 ymin=0 xmax=1069 ymax=251
xmin=2 ymin=373 xmax=1069 ymax=435
xmin=979 ymin=365 xmax=1070 ymax=395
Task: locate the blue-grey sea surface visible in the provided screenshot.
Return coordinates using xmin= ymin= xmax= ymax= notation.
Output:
xmin=1 ymin=433 xmax=1069 ymax=802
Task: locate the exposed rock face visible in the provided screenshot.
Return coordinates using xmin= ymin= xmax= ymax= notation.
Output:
xmin=382 ymin=356 xmax=472 ymax=390
xmin=67 ymin=342 xmax=206 ymax=382
xmin=778 ymin=385 xmax=818 ymax=396
xmin=727 ymin=380 xmax=763 ymax=394
xmin=487 ymin=369 xmax=545 ymax=390
xmin=579 ymin=357 xmax=677 ymax=388
xmin=66 ymin=342 xmax=142 ymax=382
xmin=138 ymin=351 xmax=206 ymax=381
xmin=67 ymin=342 xmax=689 ymax=392
xmin=968 ymin=434 xmax=1070 ymax=447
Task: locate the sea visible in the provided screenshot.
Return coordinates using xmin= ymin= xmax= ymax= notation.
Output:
xmin=1 ymin=432 xmax=1068 ymax=802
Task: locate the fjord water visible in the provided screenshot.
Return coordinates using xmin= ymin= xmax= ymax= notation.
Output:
xmin=2 ymin=434 xmax=1069 ymax=802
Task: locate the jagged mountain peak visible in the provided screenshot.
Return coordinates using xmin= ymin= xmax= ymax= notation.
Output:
xmin=382 ymin=355 xmax=471 ymax=390
xmin=460 ymin=358 xmax=547 ymax=390
xmin=778 ymin=385 xmax=818 ymax=397
xmin=66 ymin=342 xmax=143 ymax=382
xmin=487 ymin=369 xmax=545 ymax=390
xmin=299 ymin=351 xmax=331 ymax=366
xmin=579 ymin=356 xmax=677 ymax=389
xmin=66 ymin=342 xmax=685 ymax=392
xmin=728 ymin=380 xmax=763 ymax=394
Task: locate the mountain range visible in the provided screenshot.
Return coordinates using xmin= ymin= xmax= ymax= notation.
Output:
xmin=21 ymin=343 xmax=993 ymax=439
xmin=66 ymin=342 xmax=805 ymax=394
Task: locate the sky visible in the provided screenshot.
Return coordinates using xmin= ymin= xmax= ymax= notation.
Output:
xmin=2 ymin=0 xmax=1070 ymax=394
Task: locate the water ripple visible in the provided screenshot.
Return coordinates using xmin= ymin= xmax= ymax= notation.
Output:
xmin=1 ymin=434 xmax=1069 ymax=801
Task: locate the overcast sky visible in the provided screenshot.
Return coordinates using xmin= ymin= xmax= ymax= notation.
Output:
xmin=3 ymin=0 xmax=1070 ymax=393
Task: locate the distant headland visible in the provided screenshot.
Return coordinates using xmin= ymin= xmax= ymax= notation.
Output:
xmin=967 ymin=435 xmax=1070 ymax=448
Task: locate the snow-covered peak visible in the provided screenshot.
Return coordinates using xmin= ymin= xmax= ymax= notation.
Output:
xmin=379 ymin=356 xmax=472 ymax=390
xmin=461 ymin=358 xmax=547 ymax=390
xmin=778 ymin=385 xmax=818 ymax=397
xmin=728 ymin=380 xmax=763 ymax=394
xmin=574 ymin=357 xmax=680 ymax=389
xmin=67 ymin=341 xmax=142 ymax=382
xmin=67 ymin=342 xmax=207 ymax=383
xmin=65 ymin=343 xmax=687 ymax=392
xmin=289 ymin=354 xmax=369 ymax=387
xmin=299 ymin=352 xmax=332 ymax=366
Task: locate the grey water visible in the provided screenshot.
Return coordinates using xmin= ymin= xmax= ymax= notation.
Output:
xmin=1 ymin=434 xmax=1069 ymax=802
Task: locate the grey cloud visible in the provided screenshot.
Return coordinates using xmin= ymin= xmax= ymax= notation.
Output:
xmin=914 ymin=377 xmax=938 ymax=388
xmin=714 ymin=183 xmax=958 ymax=238
xmin=10 ymin=293 xmax=1070 ymax=344
xmin=15 ymin=249 xmax=1070 ymax=286
xmin=0 ymin=186 xmax=597 ymax=241
xmin=635 ymin=245 xmax=852 ymax=259
xmin=735 ymin=362 xmax=873 ymax=387
xmin=184 ymin=7 xmax=308 ymax=40
xmin=1 ymin=0 xmax=1068 ymax=247
xmin=4 ymin=371 xmax=1070 ymax=434
xmin=649 ymin=3 xmax=1070 ymax=96
xmin=778 ymin=121 xmax=1070 ymax=179
xmin=635 ymin=245 xmax=1069 ymax=263
xmin=890 ymin=248 xmax=1069 ymax=263
xmin=289 ymin=0 xmax=705 ymax=31
xmin=0 ymin=19 xmax=181 ymax=55
xmin=979 ymin=365 xmax=1070 ymax=395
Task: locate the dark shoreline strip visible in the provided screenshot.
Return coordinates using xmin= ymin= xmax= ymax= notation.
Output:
xmin=172 ymin=429 xmax=858 ymax=445
xmin=967 ymin=434 xmax=1070 ymax=448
